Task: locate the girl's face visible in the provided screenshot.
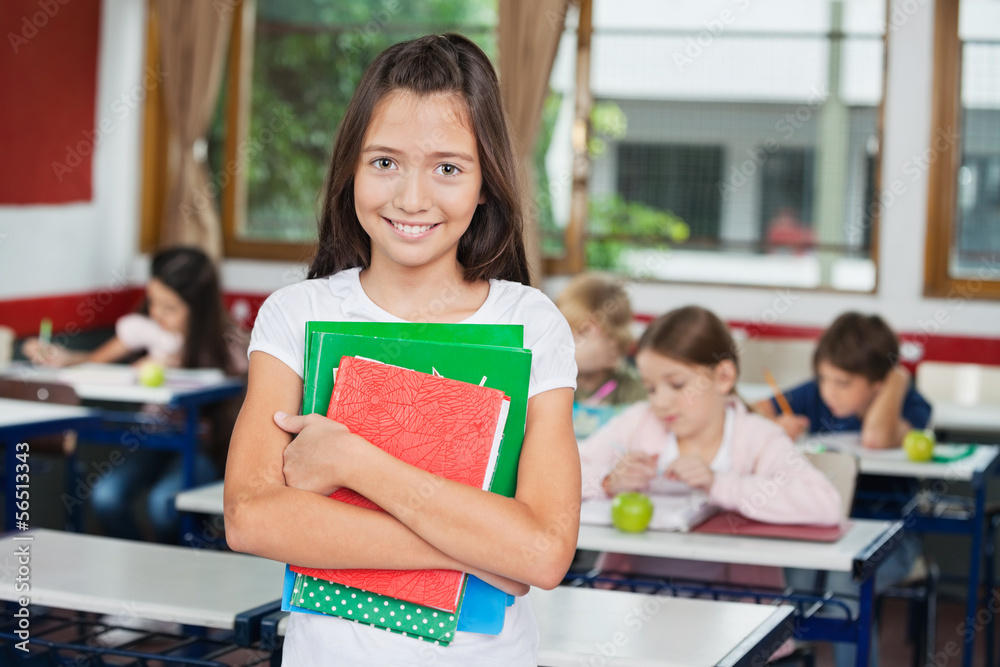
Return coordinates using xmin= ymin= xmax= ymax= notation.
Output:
xmin=573 ymin=319 xmax=622 ymax=375
xmin=636 ymin=348 xmax=736 ymax=440
xmin=354 ymin=90 xmax=485 ymax=275
xmin=816 ymin=360 xmax=881 ymax=418
xmin=147 ymin=278 xmax=189 ymax=336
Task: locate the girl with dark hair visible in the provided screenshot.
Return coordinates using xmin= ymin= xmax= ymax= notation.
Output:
xmin=23 ymin=245 xmax=248 ymax=542
xmin=225 ymin=34 xmax=579 ymax=665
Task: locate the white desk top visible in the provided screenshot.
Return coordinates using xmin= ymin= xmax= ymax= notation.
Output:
xmin=577 ymin=519 xmax=893 ymax=573
xmin=271 ymin=586 xmax=792 ymax=666
xmin=175 ymin=480 xmax=225 ymax=514
xmin=0 ymin=529 xmax=285 ymax=629
xmin=0 ymin=397 xmax=98 ymax=430
xmin=806 ymin=434 xmax=999 ymax=481
xmin=532 ymin=586 xmax=792 ymax=667
xmin=3 ymin=362 xmax=240 ymax=405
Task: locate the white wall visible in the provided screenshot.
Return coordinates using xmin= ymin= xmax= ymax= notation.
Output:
xmin=1 ymin=0 xmax=999 ymax=340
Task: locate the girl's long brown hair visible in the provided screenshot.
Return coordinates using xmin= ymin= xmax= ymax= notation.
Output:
xmin=308 ymin=33 xmax=530 ymax=285
xmin=637 ymin=306 xmax=740 ymax=378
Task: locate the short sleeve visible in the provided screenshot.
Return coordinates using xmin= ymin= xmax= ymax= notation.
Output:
xmin=902 ymin=386 xmax=932 ymax=429
xmin=248 ymin=289 xmax=307 ymax=378
xmin=115 ymin=314 xmax=183 ymax=361
xmin=521 ymin=295 xmax=577 ymax=399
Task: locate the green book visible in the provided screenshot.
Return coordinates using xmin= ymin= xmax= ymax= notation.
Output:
xmin=302 ymin=323 xmax=529 ymax=498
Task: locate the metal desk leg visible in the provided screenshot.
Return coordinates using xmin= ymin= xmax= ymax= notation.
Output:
xmin=179 ymin=407 xmax=199 ymax=543
xmin=961 ymin=475 xmax=987 ymax=667
xmin=857 ymin=575 xmax=875 ymax=667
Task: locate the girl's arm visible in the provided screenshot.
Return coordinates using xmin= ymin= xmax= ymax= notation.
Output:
xmin=710 ymin=437 xmax=842 ymax=526
xmin=22 ymin=336 xmax=131 ymax=367
xmin=861 ymin=367 xmax=912 ymax=449
xmin=278 ymin=385 xmax=582 ymax=590
xmin=224 ymin=352 xmax=530 ymax=595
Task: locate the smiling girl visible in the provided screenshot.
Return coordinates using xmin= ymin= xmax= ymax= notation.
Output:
xmin=224 ymin=34 xmax=580 ymax=665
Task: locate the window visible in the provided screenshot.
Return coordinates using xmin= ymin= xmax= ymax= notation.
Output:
xmin=616 ymin=143 xmax=724 ymax=243
xmin=206 ymin=0 xmax=497 ymax=259
xmin=539 ymin=0 xmax=887 ymax=290
xmin=925 ymin=0 xmax=1000 ymax=299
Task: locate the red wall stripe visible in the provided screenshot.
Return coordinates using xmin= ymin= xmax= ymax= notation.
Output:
xmin=1 ymin=291 xmax=998 ymax=368
xmin=0 ymin=288 xmax=144 ymax=339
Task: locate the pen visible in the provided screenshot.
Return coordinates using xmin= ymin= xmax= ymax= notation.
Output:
xmin=39 ymin=318 xmax=52 ymax=347
xmin=763 ymin=368 xmax=794 ymax=417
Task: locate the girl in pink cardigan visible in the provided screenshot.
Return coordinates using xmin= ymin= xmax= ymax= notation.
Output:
xmin=580 ymin=306 xmax=842 ymax=585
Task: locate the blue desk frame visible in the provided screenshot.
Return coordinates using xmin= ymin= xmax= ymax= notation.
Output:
xmin=0 ymin=409 xmax=102 ymax=532
xmin=77 ymin=379 xmax=246 ymax=539
xmin=852 ymin=448 xmax=1000 ymax=667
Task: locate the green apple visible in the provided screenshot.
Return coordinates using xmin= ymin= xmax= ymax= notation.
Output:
xmin=138 ymin=361 xmax=166 ymax=387
xmin=610 ymin=492 xmax=654 ymax=533
xmin=903 ymin=429 xmax=935 ymax=462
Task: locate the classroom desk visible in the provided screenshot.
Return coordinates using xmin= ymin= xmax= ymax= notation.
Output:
xmin=578 ymin=520 xmax=901 ymax=667
xmin=175 ymin=480 xmax=225 ymax=515
xmin=261 ymin=586 xmax=794 ymax=667
xmin=0 ymin=398 xmax=103 ymax=531
xmin=807 ymin=435 xmax=1000 ymax=667
xmin=0 ymin=529 xmax=284 ymax=649
xmin=2 ymin=363 xmax=245 ymax=536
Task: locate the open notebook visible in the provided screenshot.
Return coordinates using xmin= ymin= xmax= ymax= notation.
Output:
xmin=580 ymin=486 xmax=719 ymax=532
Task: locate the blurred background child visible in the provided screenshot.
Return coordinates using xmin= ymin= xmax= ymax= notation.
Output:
xmin=23 ymin=246 xmax=248 ymax=543
xmin=556 ymin=272 xmax=646 ymax=438
xmin=752 ymin=311 xmax=931 ymax=446
xmin=580 ymin=306 xmax=841 ymax=578
xmin=753 ymin=312 xmax=933 ymax=667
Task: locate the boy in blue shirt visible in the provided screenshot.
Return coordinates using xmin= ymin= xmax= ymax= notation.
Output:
xmin=756 ymin=312 xmax=932 ymax=667
xmin=754 ymin=311 xmax=932 ymax=444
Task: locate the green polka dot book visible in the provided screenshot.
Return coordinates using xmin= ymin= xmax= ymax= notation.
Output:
xmin=291 ymin=574 xmax=460 ymax=645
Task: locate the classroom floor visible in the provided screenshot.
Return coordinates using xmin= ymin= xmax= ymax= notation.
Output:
xmin=810 ymin=593 xmax=996 ymax=667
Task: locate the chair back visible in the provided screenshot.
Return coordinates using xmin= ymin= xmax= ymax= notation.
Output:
xmin=915 ymin=361 xmax=1000 ymax=406
xmin=804 ymin=450 xmax=858 ymax=519
xmin=0 ymin=378 xmax=81 ymax=454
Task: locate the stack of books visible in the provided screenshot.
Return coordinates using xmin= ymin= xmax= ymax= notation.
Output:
xmin=281 ymin=322 xmax=532 ymax=644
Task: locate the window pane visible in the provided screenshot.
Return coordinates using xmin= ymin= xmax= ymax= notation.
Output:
xmin=582 ymin=0 xmax=883 ymax=291
xmin=953 ymin=0 xmax=1000 ymax=278
xmin=224 ymin=0 xmax=497 ymax=244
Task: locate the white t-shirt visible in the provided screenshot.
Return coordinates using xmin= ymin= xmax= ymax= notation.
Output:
xmin=248 ymin=267 xmax=577 ymax=667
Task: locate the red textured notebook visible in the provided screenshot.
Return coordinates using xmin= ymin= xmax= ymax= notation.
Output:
xmin=290 ymin=356 xmax=510 ymax=612
xmin=692 ymin=511 xmax=849 ymax=542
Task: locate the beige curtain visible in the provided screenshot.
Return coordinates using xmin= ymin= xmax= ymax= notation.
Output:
xmin=155 ymin=0 xmax=233 ymax=259
xmin=499 ymin=0 xmax=571 ymax=285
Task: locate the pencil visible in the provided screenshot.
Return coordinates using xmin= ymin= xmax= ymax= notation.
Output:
xmin=763 ymin=369 xmax=794 ymax=416
xmin=39 ymin=318 xmax=52 ymax=347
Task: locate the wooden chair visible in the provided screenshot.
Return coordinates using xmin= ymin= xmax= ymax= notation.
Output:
xmin=0 ymin=378 xmax=83 ymax=530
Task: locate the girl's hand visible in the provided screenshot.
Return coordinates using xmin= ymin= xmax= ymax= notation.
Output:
xmin=775 ymin=413 xmax=810 ymax=441
xmin=275 ymin=411 xmax=366 ymax=496
xmin=602 ymin=451 xmax=659 ymax=496
xmin=21 ymin=338 xmax=80 ymax=367
xmin=664 ymin=455 xmax=715 ymax=492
